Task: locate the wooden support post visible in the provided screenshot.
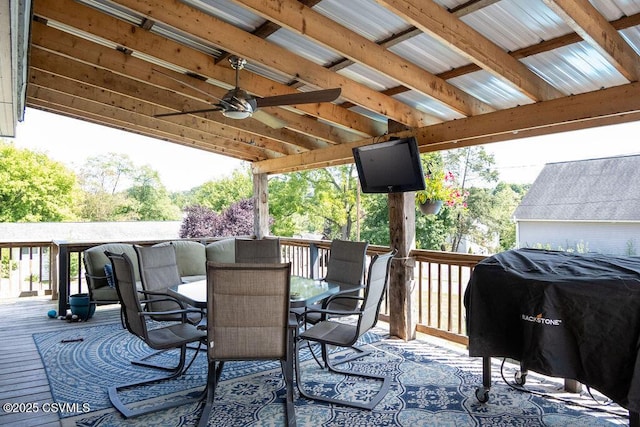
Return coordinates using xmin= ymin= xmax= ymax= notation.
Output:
xmin=253 ymin=172 xmax=270 ymax=239
xmin=388 ymin=191 xmax=418 ymax=340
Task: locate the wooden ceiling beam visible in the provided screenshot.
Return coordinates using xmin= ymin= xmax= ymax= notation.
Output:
xmin=543 ymin=0 xmax=640 ymax=82
xmin=25 ymin=85 xmax=271 ymax=161
xmin=27 ymin=97 xmax=264 ymax=161
xmin=27 ymin=67 xmax=287 ymax=159
xmin=375 ymin=0 xmax=565 ymax=101
xmin=253 ymin=81 xmax=640 ymax=174
xmin=29 ymin=47 xmax=313 ymax=156
xmin=110 ymin=0 xmax=441 ymax=128
xmin=231 ymin=0 xmax=493 ymax=117
xmin=32 ymin=0 xmax=383 ymax=138
xmin=26 ymin=98 xmax=258 ymax=160
xmin=30 ymin=22 xmax=359 ymax=148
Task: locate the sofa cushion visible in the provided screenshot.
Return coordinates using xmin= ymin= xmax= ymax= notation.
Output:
xmin=84 ymin=243 xmax=140 ymax=292
xmin=169 ymin=240 xmax=207 ymax=278
xmin=206 ymin=238 xmax=236 ymax=263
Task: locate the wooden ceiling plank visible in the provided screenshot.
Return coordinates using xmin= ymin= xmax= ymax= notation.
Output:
xmin=30 ymin=48 xmax=328 ymax=154
xmin=253 ymin=80 xmax=640 ymax=174
xmin=27 ymin=66 xmax=289 ymax=159
xmin=31 ymin=22 xmax=355 ymax=147
xmin=32 ymin=0 xmax=382 ymax=138
xmin=29 ymin=48 xmax=310 ymax=156
xmin=109 ymin=0 xmax=441 ymax=128
xmin=231 ymin=0 xmax=493 ymax=117
xmin=27 ymin=98 xmax=261 ymax=161
xmin=25 ymin=86 xmax=271 ymax=161
xmin=543 ymin=0 xmax=640 ymax=82
xmin=375 ymin=0 xmax=565 ymax=101
xmin=28 ymin=97 xmax=264 ymax=161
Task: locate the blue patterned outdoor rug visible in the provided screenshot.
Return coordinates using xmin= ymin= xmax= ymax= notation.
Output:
xmin=34 ymin=323 xmax=629 ymax=426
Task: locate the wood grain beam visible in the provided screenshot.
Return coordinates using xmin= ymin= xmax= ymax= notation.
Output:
xmin=110 ymin=0 xmax=441 ymax=128
xmin=27 ymin=97 xmax=263 ymax=161
xmin=29 ymin=47 xmax=313 ymax=157
xmin=27 ymin=68 xmax=285 ymax=159
xmin=253 ymin=81 xmax=640 ymax=174
xmin=26 ymin=85 xmax=271 ymax=161
xmin=231 ymin=0 xmax=494 ymax=117
xmin=32 ymin=0 xmax=383 ymax=138
xmin=375 ymin=0 xmax=565 ymax=101
xmin=543 ymin=0 xmax=640 ymax=82
xmin=31 ymin=21 xmax=361 ymax=148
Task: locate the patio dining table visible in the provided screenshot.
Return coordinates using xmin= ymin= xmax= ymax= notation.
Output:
xmin=167 ymin=275 xmax=340 ymax=309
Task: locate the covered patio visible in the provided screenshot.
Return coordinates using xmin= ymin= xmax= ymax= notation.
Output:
xmin=3 ymin=0 xmax=640 ymax=425
xmin=6 ymin=0 xmax=640 ymax=341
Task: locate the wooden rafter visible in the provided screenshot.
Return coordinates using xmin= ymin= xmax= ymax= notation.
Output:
xmin=543 ymin=0 xmax=640 ymax=82
xmin=32 ymin=0 xmax=384 ymax=138
xmin=231 ymin=0 xmax=494 ymax=117
xmin=375 ymin=0 xmax=565 ymax=101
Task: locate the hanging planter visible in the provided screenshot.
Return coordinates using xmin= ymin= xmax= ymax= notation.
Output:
xmin=418 ymin=200 xmax=443 ymax=215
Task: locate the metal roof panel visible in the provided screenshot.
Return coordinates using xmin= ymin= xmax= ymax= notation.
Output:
xmin=313 ymin=0 xmax=410 ymax=42
xmin=460 ymin=0 xmax=572 ymax=51
xmin=523 ymin=42 xmax=628 ymax=95
xmin=449 ymin=70 xmax=534 ymax=109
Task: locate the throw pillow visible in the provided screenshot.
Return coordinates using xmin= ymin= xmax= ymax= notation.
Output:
xmin=104 ymin=264 xmax=115 ymax=288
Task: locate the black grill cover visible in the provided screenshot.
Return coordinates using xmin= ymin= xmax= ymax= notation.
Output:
xmin=464 ymin=248 xmax=640 ymax=412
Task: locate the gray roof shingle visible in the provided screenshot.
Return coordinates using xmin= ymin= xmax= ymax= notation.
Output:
xmin=514 ymin=154 xmax=640 ymax=221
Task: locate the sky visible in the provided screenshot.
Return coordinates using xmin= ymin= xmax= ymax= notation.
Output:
xmin=7 ymin=107 xmax=640 ymax=190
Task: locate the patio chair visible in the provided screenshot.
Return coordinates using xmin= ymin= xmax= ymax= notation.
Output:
xmin=134 ymin=244 xmax=203 ymax=324
xmin=133 ymin=244 xmax=204 ymax=370
xmin=198 ymin=262 xmax=296 ymax=427
xmin=234 ymin=237 xmax=281 ymax=263
xmin=291 ymin=239 xmax=369 ymax=325
xmin=295 ymin=250 xmax=396 ymax=410
xmin=105 ymin=251 xmax=206 ymax=419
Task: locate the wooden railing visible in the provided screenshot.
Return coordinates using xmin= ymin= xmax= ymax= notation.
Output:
xmin=0 ymin=242 xmax=58 ymax=299
xmin=0 ymin=238 xmax=486 ymax=346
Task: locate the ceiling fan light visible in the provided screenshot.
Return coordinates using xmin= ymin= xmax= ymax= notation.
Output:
xmin=222 ymin=110 xmax=252 ymax=119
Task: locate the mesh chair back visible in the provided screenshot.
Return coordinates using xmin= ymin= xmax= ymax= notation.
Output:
xmin=106 ymin=252 xmax=148 ymax=341
xmin=235 ymin=238 xmax=281 ymax=264
xmin=324 ymin=240 xmax=368 ymax=310
xmin=206 ymin=262 xmax=291 ymax=360
xmin=135 ymin=244 xmax=183 ymax=316
xmin=357 ymin=250 xmax=395 ymax=336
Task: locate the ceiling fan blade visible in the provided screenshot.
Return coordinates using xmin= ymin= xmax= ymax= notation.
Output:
xmin=154 ymin=106 xmax=223 ymax=118
xmin=252 ymin=110 xmax=287 ymax=129
xmin=256 ymin=88 xmax=341 ymax=108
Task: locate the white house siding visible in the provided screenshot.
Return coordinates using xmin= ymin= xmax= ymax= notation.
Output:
xmin=517 ymin=221 xmax=640 ymax=256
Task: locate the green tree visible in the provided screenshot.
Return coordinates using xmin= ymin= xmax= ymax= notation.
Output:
xmin=0 ymin=141 xmax=78 ymax=222
xmin=187 ymin=168 xmax=253 ymax=212
xmin=77 ymin=153 xmax=136 ymax=221
xmin=489 ymin=183 xmax=529 ymax=251
xmin=444 ymin=147 xmax=499 ymax=252
xmin=269 ymin=172 xmax=314 ymax=237
xmin=126 ymin=166 xmax=181 ymax=220
xmin=306 ymin=165 xmax=359 ymax=240
xmin=359 ymin=193 xmax=389 ymax=245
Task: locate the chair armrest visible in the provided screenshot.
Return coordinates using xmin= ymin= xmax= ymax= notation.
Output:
xmin=139 ymin=293 xmax=186 ymax=309
xmin=321 ymin=294 xmax=364 ymax=309
xmin=140 ymin=307 xmax=202 ymax=318
xmin=302 ymin=306 xmax=361 ymax=320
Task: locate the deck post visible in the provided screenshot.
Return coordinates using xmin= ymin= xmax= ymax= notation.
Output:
xmin=388 ymin=191 xmax=418 ymax=340
xmin=253 ymin=172 xmax=269 ymax=239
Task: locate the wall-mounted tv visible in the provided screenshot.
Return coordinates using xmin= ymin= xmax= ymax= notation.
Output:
xmin=352 ymin=137 xmax=425 ymax=193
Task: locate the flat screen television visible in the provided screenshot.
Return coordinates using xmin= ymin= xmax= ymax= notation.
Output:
xmin=352 ymin=137 xmax=425 ymax=193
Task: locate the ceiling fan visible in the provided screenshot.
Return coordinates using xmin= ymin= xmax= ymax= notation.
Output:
xmin=154 ymin=56 xmax=342 ymax=126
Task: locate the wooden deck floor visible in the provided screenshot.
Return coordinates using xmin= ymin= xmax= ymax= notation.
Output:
xmin=0 ymin=296 xmax=121 ymax=427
